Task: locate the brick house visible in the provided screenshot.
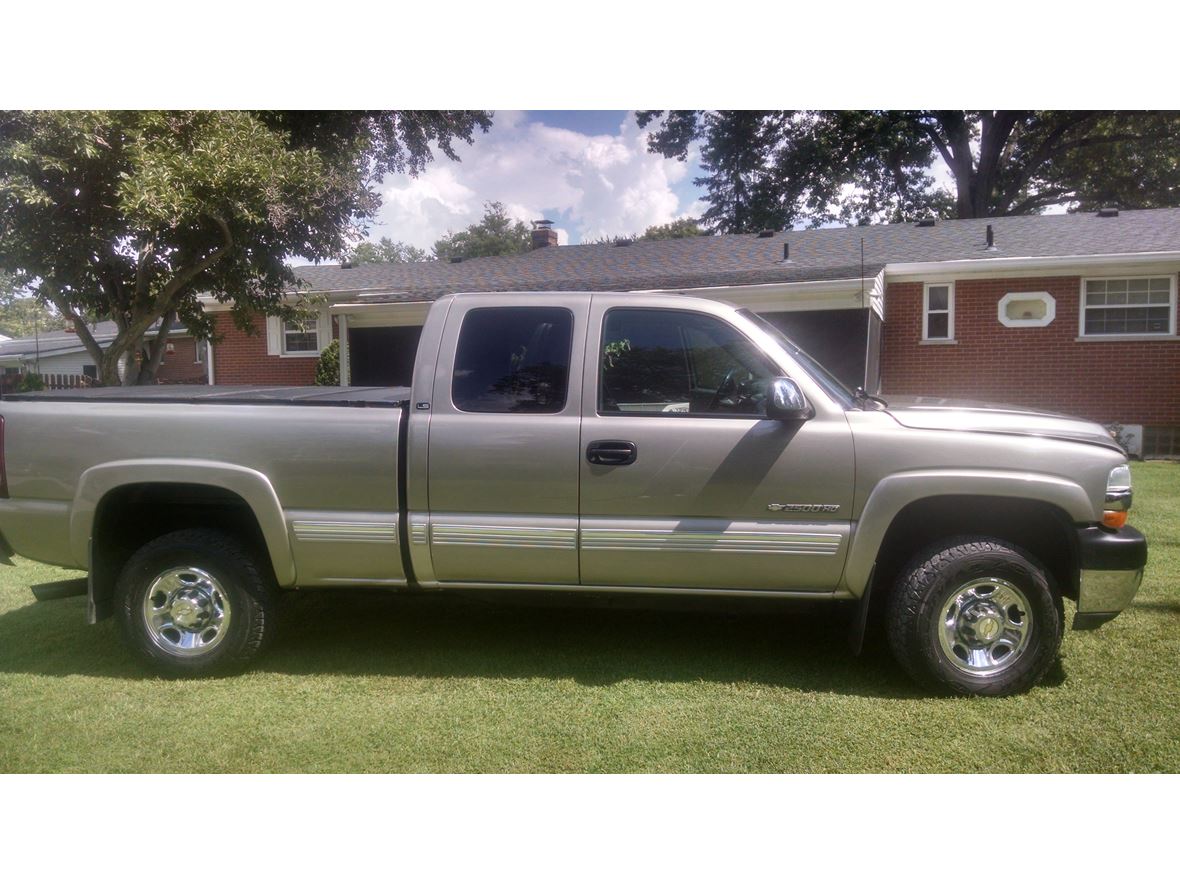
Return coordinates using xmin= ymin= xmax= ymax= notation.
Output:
xmin=201 ymin=208 xmax=1180 ymax=457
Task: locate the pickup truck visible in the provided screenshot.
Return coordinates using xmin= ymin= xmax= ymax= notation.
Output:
xmin=0 ymin=291 xmax=1147 ymax=695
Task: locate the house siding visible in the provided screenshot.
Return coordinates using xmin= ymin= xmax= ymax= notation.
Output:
xmin=209 ymin=312 xmax=322 ymax=385
xmin=880 ymin=274 xmax=1180 ymax=426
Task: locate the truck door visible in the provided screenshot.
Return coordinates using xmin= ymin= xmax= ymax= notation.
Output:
xmin=424 ymin=294 xmax=588 ymax=585
xmin=578 ymin=297 xmax=855 ymax=593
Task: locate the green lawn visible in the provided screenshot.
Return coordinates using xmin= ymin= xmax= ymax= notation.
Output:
xmin=1 ymin=462 xmax=1178 ymax=773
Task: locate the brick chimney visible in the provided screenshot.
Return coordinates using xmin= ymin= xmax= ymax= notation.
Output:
xmin=531 ymin=219 xmax=558 ymax=250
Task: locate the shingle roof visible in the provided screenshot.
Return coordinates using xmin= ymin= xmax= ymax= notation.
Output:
xmin=291 ymin=208 xmax=1180 ymax=301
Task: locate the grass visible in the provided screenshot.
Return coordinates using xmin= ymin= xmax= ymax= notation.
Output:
xmin=1 ymin=462 xmax=1178 ymax=773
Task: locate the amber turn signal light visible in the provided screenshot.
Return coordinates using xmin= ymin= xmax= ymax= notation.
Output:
xmin=1102 ymin=510 xmax=1128 ymax=529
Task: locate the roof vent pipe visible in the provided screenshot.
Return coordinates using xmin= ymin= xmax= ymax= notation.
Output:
xmin=985 ymin=224 xmax=998 ymax=252
xmin=782 ymin=242 xmax=790 ymax=262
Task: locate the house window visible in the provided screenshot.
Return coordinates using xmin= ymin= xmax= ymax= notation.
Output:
xmin=283 ymin=320 xmax=320 ymax=355
xmin=1143 ymin=426 xmax=1180 ymax=459
xmin=923 ymin=283 xmax=954 ymax=341
xmin=998 ymin=292 xmax=1055 ymax=328
xmin=1081 ymin=277 xmax=1175 ymax=337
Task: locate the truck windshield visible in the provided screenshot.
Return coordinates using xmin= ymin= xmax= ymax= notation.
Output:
xmin=737 ymin=309 xmax=858 ymax=410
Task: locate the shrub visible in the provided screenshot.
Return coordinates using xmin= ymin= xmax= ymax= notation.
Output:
xmin=315 ymin=339 xmax=340 ymax=386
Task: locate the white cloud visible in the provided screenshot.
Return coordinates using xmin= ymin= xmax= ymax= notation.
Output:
xmin=364 ymin=113 xmax=695 ymax=249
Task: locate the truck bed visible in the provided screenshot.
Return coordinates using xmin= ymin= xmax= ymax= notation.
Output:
xmin=1 ymin=385 xmax=410 ymax=408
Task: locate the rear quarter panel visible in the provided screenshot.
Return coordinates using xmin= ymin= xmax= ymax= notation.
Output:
xmin=0 ymin=400 xmax=403 ymax=586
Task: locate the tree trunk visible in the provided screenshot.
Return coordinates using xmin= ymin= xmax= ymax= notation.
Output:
xmin=98 ymin=346 xmax=125 ymax=387
xmin=136 ymin=310 xmax=175 ymax=385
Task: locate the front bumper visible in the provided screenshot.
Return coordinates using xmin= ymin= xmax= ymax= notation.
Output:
xmin=1073 ymin=525 xmax=1147 ymax=629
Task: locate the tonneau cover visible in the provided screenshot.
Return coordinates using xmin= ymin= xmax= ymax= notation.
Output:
xmin=1 ymin=385 xmax=410 ymax=408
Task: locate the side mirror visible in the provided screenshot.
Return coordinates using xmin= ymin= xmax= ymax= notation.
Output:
xmin=766 ymin=377 xmax=814 ymax=422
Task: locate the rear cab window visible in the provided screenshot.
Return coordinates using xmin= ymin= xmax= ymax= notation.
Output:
xmin=451 ymin=307 xmax=574 ymax=413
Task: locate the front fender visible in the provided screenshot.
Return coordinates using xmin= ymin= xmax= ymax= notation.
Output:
xmin=70 ymin=459 xmax=295 ymax=586
xmin=840 ymin=469 xmax=1095 ymax=598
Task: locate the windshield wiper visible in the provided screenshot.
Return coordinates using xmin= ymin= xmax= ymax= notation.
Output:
xmin=853 ymin=386 xmax=889 ymax=409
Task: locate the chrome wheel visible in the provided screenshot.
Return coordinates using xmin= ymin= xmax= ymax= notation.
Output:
xmin=937 ymin=577 xmax=1032 ymax=676
xmin=141 ymin=567 xmax=232 ymax=658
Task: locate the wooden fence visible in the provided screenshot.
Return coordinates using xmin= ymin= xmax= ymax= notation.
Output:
xmin=0 ymin=372 xmax=98 ymax=393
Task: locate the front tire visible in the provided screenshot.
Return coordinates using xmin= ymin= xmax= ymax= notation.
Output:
xmin=886 ymin=536 xmax=1063 ymax=696
xmin=115 ymin=529 xmax=277 ymax=677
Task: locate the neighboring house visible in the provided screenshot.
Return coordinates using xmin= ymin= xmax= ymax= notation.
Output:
xmin=0 ymin=319 xmax=206 ymax=385
xmin=200 ymin=208 xmax=1180 ymax=457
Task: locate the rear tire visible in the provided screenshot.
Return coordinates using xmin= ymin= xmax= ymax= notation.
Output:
xmin=886 ymin=536 xmax=1063 ymax=696
xmin=115 ymin=529 xmax=276 ymax=677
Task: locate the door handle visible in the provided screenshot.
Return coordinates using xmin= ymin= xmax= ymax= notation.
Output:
xmin=586 ymin=440 xmax=638 ymax=466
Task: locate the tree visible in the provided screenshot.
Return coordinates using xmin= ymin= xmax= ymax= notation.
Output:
xmin=639 ymin=218 xmax=706 ymax=240
xmin=433 ymin=201 xmax=531 ymax=261
xmin=636 ymin=111 xmax=1180 ymax=230
xmin=0 ymin=110 xmax=492 ymax=385
xmin=348 ymin=237 xmax=430 ymax=265
xmin=0 ymin=271 xmax=56 ymax=338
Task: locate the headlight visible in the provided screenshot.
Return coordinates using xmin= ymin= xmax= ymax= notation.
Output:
xmin=1103 ymin=463 xmax=1133 ymax=528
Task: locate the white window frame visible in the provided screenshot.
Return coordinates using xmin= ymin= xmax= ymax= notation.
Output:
xmin=998 ymin=291 xmax=1056 ymax=328
xmin=922 ymin=282 xmax=955 ymax=342
xmin=1078 ymin=275 xmax=1178 ymax=340
xmin=266 ymin=310 xmax=330 ymax=358
xmin=281 ymin=319 xmax=320 ymax=355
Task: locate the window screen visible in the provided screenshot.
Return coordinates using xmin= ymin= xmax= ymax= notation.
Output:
xmin=283 ymin=320 xmax=319 ymax=354
xmin=1083 ymin=278 xmax=1173 ymax=336
xmin=452 ymin=307 xmax=573 ymax=413
xmin=599 ymin=308 xmax=774 ymax=417
xmin=924 ymin=284 xmax=952 ymax=339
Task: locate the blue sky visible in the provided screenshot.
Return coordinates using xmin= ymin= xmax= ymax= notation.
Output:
xmin=367 ymin=110 xmax=706 ymax=249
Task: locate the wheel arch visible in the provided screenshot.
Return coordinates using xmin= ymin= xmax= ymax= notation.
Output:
xmin=72 ymin=460 xmax=294 ymax=622
xmin=842 ymin=470 xmax=1092 ymax=602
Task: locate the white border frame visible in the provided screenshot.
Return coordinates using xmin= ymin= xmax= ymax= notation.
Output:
xmin=922 ymin=281 xmax=955 ymax=342
xmin=998 ymin=291 xmax=1055 ymax=328
xmin=1078 ymin=274 xmax=1178 ymax=341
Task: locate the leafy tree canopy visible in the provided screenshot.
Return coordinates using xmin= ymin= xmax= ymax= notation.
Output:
xmin=583 ymin=218 xmax=707 ymax=245
xmin=0 ymin=271 xmax=58 ymax=338
xmin=349 ymin=237 xmax=431 ymax=265
xmin=433 ymin=201 xmax=531 ymax=261
xmin=639 ymin=218 xmax=706 ymax=240
xmin=0 ymin=110 xmax=492 ymax=384
xmin=636 ymin=110 xmax=1180 ymax=232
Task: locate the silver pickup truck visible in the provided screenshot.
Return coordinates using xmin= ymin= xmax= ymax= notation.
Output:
xmin=0 ymin=291 xmax=1147 ymax=695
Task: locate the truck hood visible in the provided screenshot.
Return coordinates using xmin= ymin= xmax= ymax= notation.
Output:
xmin=881 ymin=396 xmax=1125 ymax=453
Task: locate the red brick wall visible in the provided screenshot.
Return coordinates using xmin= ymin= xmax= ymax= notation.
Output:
xmin=208 ymin=312 xmax=321 ymax=385
xmin=155 ymin=335 xmax=207 ymax=384
xmin=881 ymin=274 xmax=1180 ymax=425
